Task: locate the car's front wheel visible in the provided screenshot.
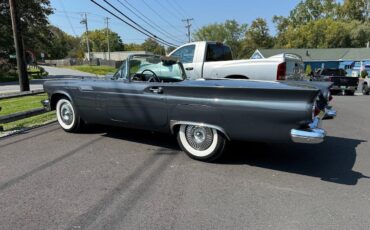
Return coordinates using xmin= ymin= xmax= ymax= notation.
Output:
xmin=177 ymin=124 xmax=227 ymax=162
xmin=56 ymin=98 xmax=82 ymax=132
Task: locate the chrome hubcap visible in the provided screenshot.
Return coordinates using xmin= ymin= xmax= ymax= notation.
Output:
xmin=185 ymin=126 xmax=213 ymax=150
xmin=60 ymin=103 xmax=73 ymax=125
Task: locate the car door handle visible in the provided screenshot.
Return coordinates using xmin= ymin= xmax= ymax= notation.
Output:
xmin=149 ymin=87 xmax=163 ymax=94
xmin=185 ymin=67 xmax=194 ymax=71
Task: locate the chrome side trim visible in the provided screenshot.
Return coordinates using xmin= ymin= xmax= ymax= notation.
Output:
xmin=291 ymin=117 xmax=326 ymax=144
xmin=170 ymin=120 xmax=230 ymax=140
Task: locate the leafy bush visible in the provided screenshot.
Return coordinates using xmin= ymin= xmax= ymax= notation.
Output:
xmin=360 ymin=70 xmax=369 ymax=79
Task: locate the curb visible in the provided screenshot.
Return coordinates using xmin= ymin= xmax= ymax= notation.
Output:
xmin=0 ymin=89 xmax=45 ymax=100
xmin=0 ymin=120 xmax=57 ymax=139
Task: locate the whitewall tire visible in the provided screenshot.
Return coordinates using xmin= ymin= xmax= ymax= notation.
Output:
xmin=177 ymin=124 xmax=227 ymax=162
xmin=56 ymin=98 xmax=82 ymax=132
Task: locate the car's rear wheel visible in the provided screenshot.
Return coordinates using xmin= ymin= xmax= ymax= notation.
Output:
xmin=363 ymin=83 xmax=369 ymax=95
xmin=56 ymin=98 xmax=82 ymax=132
xmin=177 ymin=124 xmax=227 ymax=162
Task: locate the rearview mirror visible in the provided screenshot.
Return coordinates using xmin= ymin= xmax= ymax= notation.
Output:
xmin=161 ymin=56 xmax=179 ymax=66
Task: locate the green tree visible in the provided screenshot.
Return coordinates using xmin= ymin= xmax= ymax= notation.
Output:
xmin=166 ymin=46 xmax=176 ymax=54
xmin=81 ymin=29 xmax=123 ymax=52
xmin=273 ymin=0 xmax=369 ymax=49
xmin=279 ymin=19 xmax=352 ymax=48
xmin=242 ymin=18 xmax=273 ymax=57
xmin=288 ymin=0 xmax=341 ymax=25
xmin=193 ymin=20 xmax=248 ymax=58
xmin=349 ymin=21 xmax=370 ymax=47
xmin=340 ymin=0 xmax=369 ymax=21
xmin=141 ymin=38 xmax=165 ymax=55
xmin=44 ymin=26 xmax=81 ymax=59
xmin=0 ymin=0 xmax=53 ymax=54
xmin=124 ymin=43 xmax=143 ymax=51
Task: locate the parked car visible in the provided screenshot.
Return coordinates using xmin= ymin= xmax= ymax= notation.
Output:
xmin=43 ymin=54 xmax=327 ymax=162
xmin=168 ymin=41 xmax=336 ymax=118
xmin=312 ymin=68 xmax=359 ymax=95
xmin=363 ymin=75 xmax=370 ymax=95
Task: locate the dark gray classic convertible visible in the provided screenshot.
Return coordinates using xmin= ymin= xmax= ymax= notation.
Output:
xmin=43 ymin=54 xmax=327 ymax=161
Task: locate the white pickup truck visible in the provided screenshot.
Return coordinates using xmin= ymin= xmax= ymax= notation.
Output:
xmin=168 ymin=41 xmax=305 ymax=81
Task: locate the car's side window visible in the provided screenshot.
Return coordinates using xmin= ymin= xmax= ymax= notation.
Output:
xmin=113 ymin=61 xmax=126 ymax=79
xmin=170 ymin=45 xmax=195 ymax=64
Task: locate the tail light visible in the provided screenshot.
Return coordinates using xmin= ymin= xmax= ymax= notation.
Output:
xmin=327 ymin=91 xmax=333 ymax=102
xmin=277 ymin=62 xmax=286 ymax=80
xmin=314 ymin=107 xmax=320 ymax=117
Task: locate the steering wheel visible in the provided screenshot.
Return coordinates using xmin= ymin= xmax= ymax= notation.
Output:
xmin=141 ymin=69 xmax=161 ymax=82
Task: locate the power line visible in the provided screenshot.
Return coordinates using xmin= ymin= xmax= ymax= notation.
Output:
xmin=89 ymin=0 xmax=177 ymax=47
xmin=116 ymin=0 xmax=185 ymax=44
xmin=57 ymin=0 xmax=77 ymax=36
xmin=140 ymin=0 xmax=184 ymax=35
xmin=54 ymin=9 xmax=108 ymax=19
xmin=101 ymin=0 xmax=179 ymax=47
xmin=170 ymin=0 xmax=201 ymax=31
xmin=153 ymin=0 xmax=182 ymax=21
xmin=165 ymin=0 xmax=186 ymax=18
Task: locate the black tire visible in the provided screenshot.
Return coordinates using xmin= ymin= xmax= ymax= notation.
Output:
xmin=330 ymin=90 xmax=340 ymax=95
xmin=363 ymin=83 xmax=369 ymax=95
xmin=56 ymin=98 xmax=83 ymax=132
xmin=345 ymin=90 xmax=355 ymax=96
xmin=176 ymin=124 xmax=227 ymax=162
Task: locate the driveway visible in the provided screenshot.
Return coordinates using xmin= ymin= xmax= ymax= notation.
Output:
xmin=0 ymin=96 xmax=369 ymax=229
xmin=41 ymin=65 xmax=99 ymax=78
xmin=0 ymin=65 xmax=97 ymax=94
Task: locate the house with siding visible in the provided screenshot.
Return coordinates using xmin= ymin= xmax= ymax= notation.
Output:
xmin=251 ymin=48 xmax=370 ymax=76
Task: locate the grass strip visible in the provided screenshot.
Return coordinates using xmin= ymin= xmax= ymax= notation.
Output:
xmin=1 ymin=111 xmax=56 ymax=132
xmin=0 ymin=93 xmax=48 ymax=116
xmin=67 ymin=65 xmax=117 ymax=76
xmin=0 ymin=93 xmax=56 ymax=133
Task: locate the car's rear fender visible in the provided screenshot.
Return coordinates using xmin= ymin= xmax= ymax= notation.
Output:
xmin=165 ymin=86 xmax=319 ymax=142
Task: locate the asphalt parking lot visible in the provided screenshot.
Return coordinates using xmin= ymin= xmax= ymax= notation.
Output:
xmin=0 ymin=95 xmax=369 ymax=230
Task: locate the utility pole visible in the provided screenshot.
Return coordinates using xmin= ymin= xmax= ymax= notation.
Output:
xmin=105 ymin=17 xmax=111 ymax=61
xmin=366 ymin=0 xmax=370 ymax=21
xmin=80 ymin=13 xmax=91 ymax=62
xmin=9 ymin=0 xmax=29 ymax=92
xmin=182 ymin=18 xmax=194 ymax=43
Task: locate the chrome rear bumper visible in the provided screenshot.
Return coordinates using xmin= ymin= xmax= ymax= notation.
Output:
xmin=291 ymin=117 xmax=326 ymax=144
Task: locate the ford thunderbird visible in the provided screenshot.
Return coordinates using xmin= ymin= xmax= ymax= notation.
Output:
xmin=43 ymin=54 xmax=327 ymax=162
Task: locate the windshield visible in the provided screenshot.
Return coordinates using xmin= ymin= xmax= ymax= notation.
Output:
xmin=128 ymin=55 xmax=185 ymax=82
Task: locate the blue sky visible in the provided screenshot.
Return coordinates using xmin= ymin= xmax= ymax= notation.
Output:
xmin=49 ymin=0 xmax=302 ymax=46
